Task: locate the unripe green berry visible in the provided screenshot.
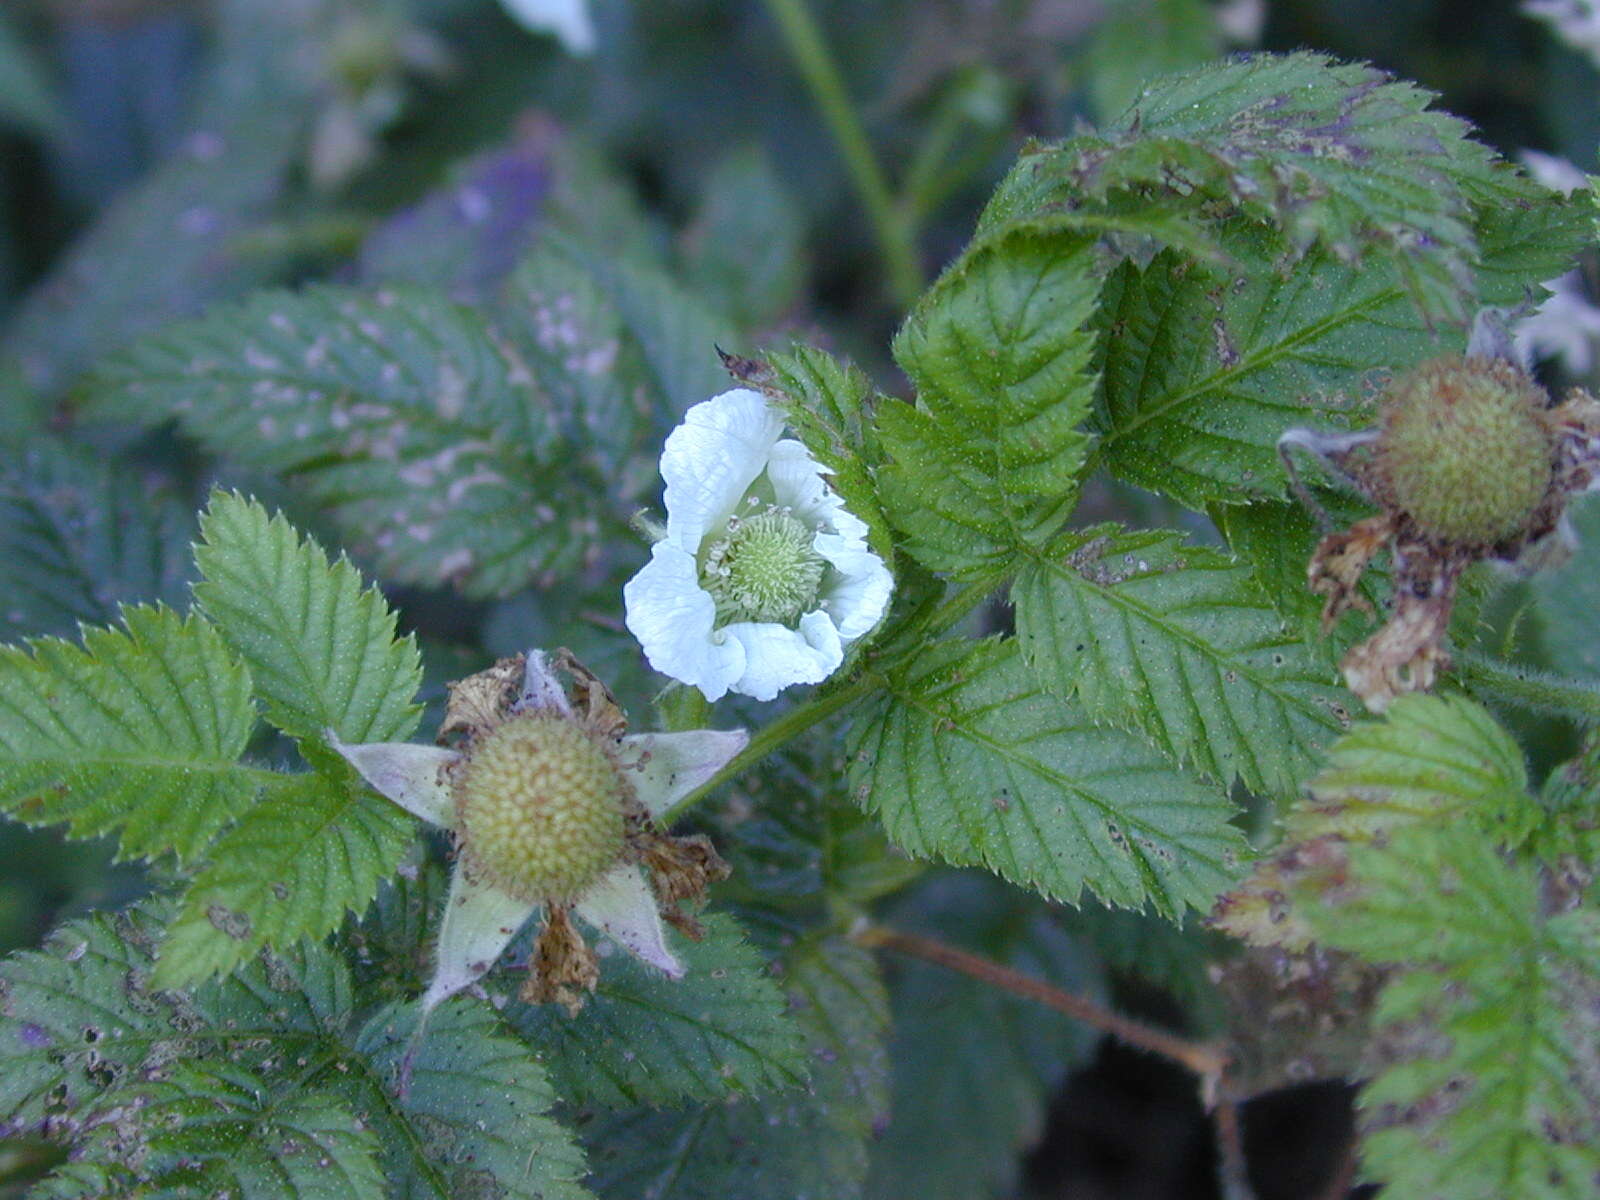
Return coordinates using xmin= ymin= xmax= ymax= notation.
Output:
xmin=454 ymin=713 xmax=626 ymax=902
xmin=1374 ymin=356 xmax=1553 ymax=545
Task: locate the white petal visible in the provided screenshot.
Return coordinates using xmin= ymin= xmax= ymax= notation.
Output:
xmin=723 ymin=611 xmax=843 ymax=701
xmin=623 ymin=543 xmax=745 ymax=701
xmin=575 ymin=863 xmax=682 ymax=978
xmin=815 ymin=534 xmax=895 ymax=641
xmin=497 ymin=0 xmax=595 ymax=54
xmin=328 ymin=734 xmax=458 ymax=826
xmin=619 ymin=729 xmax=750 ymax=818
xmin=764 ymin=438 xmax=838 ymax=527
xmin=421 ymin=868 xmax=536 ymax=1011
xmin=660 ymin=390 xmax=784 ymax=549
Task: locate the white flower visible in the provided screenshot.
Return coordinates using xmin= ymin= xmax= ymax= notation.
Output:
xmin=623 ymin=389 xmax=893 ymax=702
xmin=497 ymin=0 xmax=595 ymax=55
xmin=331 ymin=650 xmax=746 ymax=1013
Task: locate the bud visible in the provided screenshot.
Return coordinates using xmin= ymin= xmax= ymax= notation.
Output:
xmin=1372 ymin=356 xmax=1554 ymax=545
xmin=454 ymin=712 xmax=627 ymax=903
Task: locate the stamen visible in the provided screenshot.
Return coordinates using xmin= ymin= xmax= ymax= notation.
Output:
xmin=700 ymin=506 xmax=827 ymax=626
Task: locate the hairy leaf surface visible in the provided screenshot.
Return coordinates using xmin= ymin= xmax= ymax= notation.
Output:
xmin=848 ymin=639 xmax=1245 ymax=916
xmin=1290 ymin=692 xmax=1534 ymax=844
xmin=0 ymin=440 xmax=195 ymax=642
xmin=194 ymin=492 xmax=422 ymax=745
xmin=0 ymin=904 xmax=591 ymax=1199
xmin=90 ymin=288 xmax=594 ymax=596
xmin=156 ymin=774 xmax=415 ymax=987
xmin=356 ymin=999 xmax=593 ymax=1200
xmin=1013 ymin=525 xmax=1350 ymax=797
xmin=583 ymin=938 xmax=888 ymax=1200
xmin=510 ymin=914 xmax=808 ymax=1108
xmin=880 ymin=228 xmax=1100 ymax=576
xmin=982 ymin=53 xmax=1537 ymax=324
xmin=0 ymin=604 xmax=264 ymax=863
xmin=1309 ymin=826 xmax=1600 ymax=1199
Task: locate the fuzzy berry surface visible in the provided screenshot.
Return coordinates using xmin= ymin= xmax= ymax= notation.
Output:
xmin=454 ymin=713 xmax=627 ymax=902
xmin=1375 ymin=356 xmax=1553 ymax=545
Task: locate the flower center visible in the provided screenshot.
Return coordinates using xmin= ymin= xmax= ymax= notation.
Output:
xmin=700 ymin=505 xmax=827 ymax=626
xmin=454 ymin=713 xmax=627 ymax=903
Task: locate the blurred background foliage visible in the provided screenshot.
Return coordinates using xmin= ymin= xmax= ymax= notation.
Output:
xmin=0 ymin=2 xmax=1597 ymax=1196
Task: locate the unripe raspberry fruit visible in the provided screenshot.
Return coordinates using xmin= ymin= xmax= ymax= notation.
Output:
xmin=1374 ymin=356 xmax=1553 ymax=545
xmin=454 ymin=713 xmax=627 ymax=902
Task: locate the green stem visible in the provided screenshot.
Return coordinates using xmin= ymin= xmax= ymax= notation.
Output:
xmin=762 ymin=0 xmax=923 ymax=308
xmin=1455 ymin=650 xmax=1600 ymax=724
xmin=661 ymin=574 xmax=1004 ymax=824
xmin=661 ymin=673 xmax=877 ymax=825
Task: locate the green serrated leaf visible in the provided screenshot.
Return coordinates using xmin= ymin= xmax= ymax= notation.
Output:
xmin=0 ymin=604 xmax=267 ymax=863
xmin=156 ymin=773 xmax=414 ymax=988
xmin=985 ymin=52 xmax=1512 ymax=324
xmin=1013 ymin=525 xmax=1350 ymax=797
xmin=2 ymin=900 xmax=588 ymax=1199
xmin=866 ymin=873 xmax=1104 ymax=1200
xmin=0 ymin=438 xmax=194 ymax=642
xmin=763 ymin=343 xmax=894 ymax=567
xmin=847 ymin=638 xmax=1246 ymax=916
xmin=0 ymin=905 xmax=176 ymax=1133
xmin=1089 ymin=227 xmax=1427 ymax=510
xmin=90 ymin=287 xmax=598 ymax=596
xmin=583 ymin=936 xmax=888 ymax=1200
xmin=356 ymin=998 xmax=593 ymax=1200
xmin=552 ymin=235 xmax=736 ymax=418
xmin=194 ymin=492 xmax=422 ymax=745
xmin=881 ymin=228 xmax=1100 ymax=576
xmin=1294 ymin=691 xmax=1534 ymax=845
xmin=496 ymin=239 xmax=655 ymax=490
xmin=1306 ymin=825 xmax=1600 ymax=1199
xmin=1213 ymin=496 xmax=1389 ymax=650
xmin=107 ymin=1063 xmax=387 ymax=1200
xmin=1539 ymin=726 xmax=1600 ymax=864
xmin=508 ymin=913 xmax=808 ymax=1108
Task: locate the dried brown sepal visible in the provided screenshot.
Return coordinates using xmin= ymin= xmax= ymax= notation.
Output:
xmin=550 ymin=648 xmax=629 ymax=743
xmin=521 ymin=903 xmax=599 ymax=1016
xmin=634 ymin=832 xmax=730 ymax=939
xmin=439 ymin=653 xmax=525 ymax=744
xmin=717 ymin=347 xmax=777 ymax=391
xmin=1308 ymin=514 xmax=1393 ymax=628
xmin=1337 ymin=540 xmax=1467 ymax=713
xmin=1211 ymin=835 xmax=1354 ymax=952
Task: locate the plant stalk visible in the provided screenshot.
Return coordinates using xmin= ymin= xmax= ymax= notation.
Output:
xmin=660 ymin=673 xmax=876 ymax=824
xmin=1456 ymin=650 xmax=1600 ymax=724
xmin=851 ymin=922 xmax=1230 ymax=1080
xmin=761 ymin=0 xmax=923 ymax=308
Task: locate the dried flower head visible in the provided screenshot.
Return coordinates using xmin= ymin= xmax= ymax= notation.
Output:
xmin=332 ymin=648 xmax=745 ymax=1014
xmin=1280 ymin=320 xmax=1600 ymax=711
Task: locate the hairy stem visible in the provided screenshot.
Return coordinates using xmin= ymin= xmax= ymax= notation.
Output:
xmin=851 ymin=922 xmax=1230 ymax=1080
xmin=1455 ymin=650 xmax=1600 ymax=723
xmin=761 ymin=0 xmax=923 ymax=307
